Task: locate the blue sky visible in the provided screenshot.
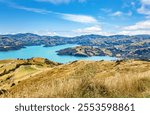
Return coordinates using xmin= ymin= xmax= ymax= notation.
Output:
xmin=0 ymin=0 xmax=150 ymax=36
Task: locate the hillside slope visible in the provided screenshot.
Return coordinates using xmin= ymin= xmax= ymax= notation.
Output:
xmin=0 ymin=58 xmax=60 ymax=94
xmin=0 ymin=59 xmax=150 ymax=98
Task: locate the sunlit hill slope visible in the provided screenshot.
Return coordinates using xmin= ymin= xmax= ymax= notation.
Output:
xmin=0 ymin=58 xmax=150 ymax=98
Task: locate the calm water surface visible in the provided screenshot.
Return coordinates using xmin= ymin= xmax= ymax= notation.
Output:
xmin=0 ymin=44 xmax=116 ymax=63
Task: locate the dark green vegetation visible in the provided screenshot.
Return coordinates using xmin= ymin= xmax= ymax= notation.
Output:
xmin=0 ymin=33 xmax=150 ymax=60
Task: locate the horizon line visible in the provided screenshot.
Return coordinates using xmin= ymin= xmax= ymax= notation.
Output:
xmin=1 ymin=32 xmax=150 ymax=38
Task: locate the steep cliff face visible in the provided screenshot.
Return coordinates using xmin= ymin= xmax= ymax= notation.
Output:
xmin=0 ymin=59 xmax=150 ymax=98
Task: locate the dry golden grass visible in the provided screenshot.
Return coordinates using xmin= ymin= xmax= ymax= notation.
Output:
xmin=0 ymin=59 xmax=150 ymax=98
xmin=0 ymin=58 xmax=59 ymax=92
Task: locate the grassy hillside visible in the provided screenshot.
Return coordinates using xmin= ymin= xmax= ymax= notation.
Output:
xmin=0 ymin=59 xmax=150 ymax=98
xmin=0 ymin=58 xmax=60 ymax=94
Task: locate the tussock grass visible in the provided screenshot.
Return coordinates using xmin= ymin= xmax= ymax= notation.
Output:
xmin=0 ymin=60 xmax=150 ymax=98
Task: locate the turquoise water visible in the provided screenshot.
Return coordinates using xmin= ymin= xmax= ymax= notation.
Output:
xmin=0 ymin=44 xmax=116 ymax=63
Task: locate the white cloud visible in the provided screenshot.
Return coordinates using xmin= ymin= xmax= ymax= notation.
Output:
xmin=137 ymin=5 xmax=150 ymax=15
xmin=118 ymin=30 xmax=150 ymax=35
xmin=61 ymin=14 xmax=98 ymax=24
xmin=111 ymin=11 xmax=132 ymax=17
xmin=35 ymin=0 xmax=86 ymax=4
xmin=73 ymin=26 xmax=111 ymax=35
xmin=5 ymin=2 xmax=98 ymax=24
xmin=118 ymin=19 xmax=150 ymax=35
xmin=137 ymin=0 xmax=150 ymax=16
xmin=141 ymin=0 xmax=150 ymax=5
xmin=34 ymin=31 xmax=59 ymax=36
xmin=123 ymin=20 xmax=150 ymax=30
xmin=11 ymin=4 xmax=52 ymax=14
xmin=111 ymin=11 xmax=123 ymax=16
xmin=74 ymin=26 xmax=102 ymax=33
xmin=34 ymin=26 xmax=106 ymax=37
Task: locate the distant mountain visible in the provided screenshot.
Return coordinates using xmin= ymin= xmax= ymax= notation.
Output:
xmin=0 ymin=33 xmax=150 ymax=59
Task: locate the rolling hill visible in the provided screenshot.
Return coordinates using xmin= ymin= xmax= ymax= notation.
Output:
xmin=0 ymin=58 xmax=150 ymax=98
xmin=0 ymin=33 xmax=150 ymax=59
